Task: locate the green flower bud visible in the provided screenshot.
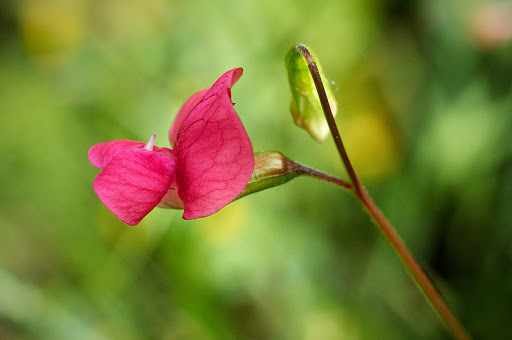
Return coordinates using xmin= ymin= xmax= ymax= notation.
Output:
xmin=237 ymin=152 xmax=300 ymax=199
xmin=285 ymin=44 xmax=338 ymax=143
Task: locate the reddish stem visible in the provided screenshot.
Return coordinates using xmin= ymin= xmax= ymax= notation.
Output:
xmin=286 ymin=158 xmax=352 ymax=190
xmin=295 ymin=44 xmax=471 ymax=340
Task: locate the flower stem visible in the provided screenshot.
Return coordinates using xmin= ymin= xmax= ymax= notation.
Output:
xmin=296 ymin=44 xmax=472 ymax=340
xmin=286 ymin=158 xmax=352 ymax=190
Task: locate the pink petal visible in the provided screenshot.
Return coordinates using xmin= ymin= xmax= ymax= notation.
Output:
xmin=93 ymin=149 xmax=177 ymax=225
xmin=89 ymin=140 xmax=174 ymax=168
xmin=169 ymin=88 xmax=209 ymax=147
xmin=172 ymin=68 xmax=254 ymax=219
xmin=89 ymin=140 xmax=145 ymax=168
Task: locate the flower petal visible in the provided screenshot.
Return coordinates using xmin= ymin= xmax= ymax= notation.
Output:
xmin=89 ymin=139 xmax=174 ymax=168
xmin=93 ymin=149 xmax=177 ymax=225
xmin=169 ymin=88 xmax=209 ymax=147
xmin=172 ymin=68 xmax=254 ymax=219
xmin=88 ymin=140 xmax=144 ymax=168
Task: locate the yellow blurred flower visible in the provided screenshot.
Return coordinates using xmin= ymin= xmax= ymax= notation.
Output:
xmin=19 ymin=0 xmax=85 ymax=65
xmin=342 ymin=111 xmax=401 ymax=181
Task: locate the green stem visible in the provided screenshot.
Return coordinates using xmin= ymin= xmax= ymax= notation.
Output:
xmin=295 ymin=44 xmax=472 ymax=340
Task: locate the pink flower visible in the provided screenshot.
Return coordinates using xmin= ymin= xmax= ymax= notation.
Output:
xmin=88 ymin=68 xmax=254 ymax=225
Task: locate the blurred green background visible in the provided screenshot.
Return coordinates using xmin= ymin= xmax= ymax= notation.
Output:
xmin=1 ymin=0 xmax=511 ymax=339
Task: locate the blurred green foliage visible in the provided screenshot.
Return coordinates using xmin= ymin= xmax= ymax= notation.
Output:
xmin=0 ymin=0 xmax=511 ymax=339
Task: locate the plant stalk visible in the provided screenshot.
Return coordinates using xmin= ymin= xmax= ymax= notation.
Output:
xmin=285 ymin=158 xmax=352 ymax=190
xmin=296 ymin=44 xmax=471 ymax=340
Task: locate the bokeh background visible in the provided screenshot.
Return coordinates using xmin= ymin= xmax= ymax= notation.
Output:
xmin=1 ymin=0 xmax=511 ymax=339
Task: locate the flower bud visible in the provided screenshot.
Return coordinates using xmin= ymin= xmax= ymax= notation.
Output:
xmin=285 ymin=44 xmax=338 ymax=143
xmin=237 ymin=152 xmax=300 ymax=199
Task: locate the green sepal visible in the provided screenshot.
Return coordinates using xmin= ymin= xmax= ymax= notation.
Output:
xmin=237 ymin=152 xmax=300 ymax=199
